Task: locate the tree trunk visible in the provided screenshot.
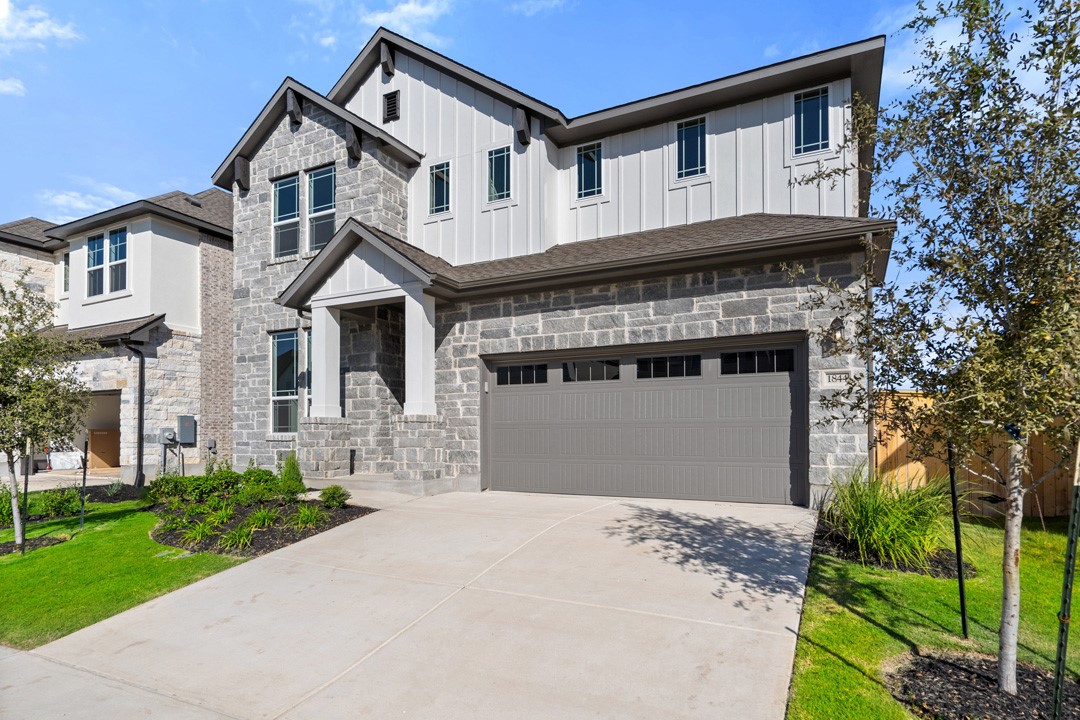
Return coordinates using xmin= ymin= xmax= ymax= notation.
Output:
xmin=6 ymin=454 xmax=24 ymax=549
xmin=999 ymin=440 xmax=1025 ymax=695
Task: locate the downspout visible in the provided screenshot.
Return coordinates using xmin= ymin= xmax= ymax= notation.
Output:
xmin=863 ymin=232 xmax=876 ymax=471
xmin=121 ymin=340 xmax=147 ymax=488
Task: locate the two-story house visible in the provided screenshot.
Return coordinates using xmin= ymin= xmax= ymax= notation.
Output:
xmin=214 ymin=28 xmax=893 ymax=506
xmin=0 ymin=189 xmax=233 ymax=483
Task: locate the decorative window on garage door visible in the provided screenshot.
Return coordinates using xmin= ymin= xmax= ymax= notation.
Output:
xmin=562 ymin=359 xmax=620 ymax=382
xmin=720 ymin=349 xmax=795 ymax=375
xmin=496 ymin=364 xmax=548 ymax=385
xmin=636 ymin=354 xmax=702 ymax=379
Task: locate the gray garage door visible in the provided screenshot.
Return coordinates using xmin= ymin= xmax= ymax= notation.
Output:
xmin=486 ymin=344 xmax=807 ymax=505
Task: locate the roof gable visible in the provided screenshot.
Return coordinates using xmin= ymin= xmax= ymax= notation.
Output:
xmin=212 ymin=77 xmax=422 ymax=191
xmin=0 ymin=217 xmax=61 ymax=251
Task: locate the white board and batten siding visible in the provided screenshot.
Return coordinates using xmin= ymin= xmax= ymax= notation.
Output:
xmin=343 ymin=53 xmax=547 ymax=267
xmin=347 ymin=59 xmax=858 ymax=265
xmin=311 ymin=240 xmax=416 ymax=303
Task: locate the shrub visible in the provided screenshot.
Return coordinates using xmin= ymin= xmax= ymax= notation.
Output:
xmin=236 ymin=483 xmax=273 ymax=507
xmin=165 ymin=497 xmax=185 ymax=513
xmin=218 ymin=525 xmax=253 ymax=552
xmin=247 ymin=507 xmax=280 ymax=530
xmin=180 ymin=520 xmax=217 ymax=547
xmin=0 ymin=485 xmax=14 ymax=527
xmin=277 ymin=452 xmax=305 ymax=501
xmin=159 ymin=515 xmax=189 ymax=533
xmin=207 ymin=505 xmax=234 ymax=527
xmin=242 ymin=467 xmax=277 ymax=487
xmin=41 ymin=485 xmax=82 ymax=517
xmin=291 ymin=504 xmax=328 ymax=529
xmin=104 ymin=479 xmax=124 ymax=498
xmin=822 ymin=465 xmax=952 ymax=570
xmin=183 ymin=504 xmax=207 ymax=521
xmin=147 ymin=472 xmax=187 ymax=503
xmin=320 ymin=485 xmax=351 ymax=509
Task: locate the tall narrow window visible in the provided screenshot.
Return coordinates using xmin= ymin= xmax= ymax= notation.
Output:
xmin=676 ymin=117 xmax=706 ymax=179
xmin=273 ymin=175 xmax=300 ymax=257
xmin=429 ymin=161 xmax=450 ymax=214
xmin=308 ymin=165 xmax=336 ymax=252
xmin=794 ymin=87 xmax=829 ymax=154
xmin=271 ymin=331 xmax=299 ymax=433
xmin=62 ymin=252 xmax=70 ymax=293
xmin=86 ymin=234 xmax=104 ymax=297
xmin=576 ymin=142 xmax=602 ymax=199
xmin=488 ymin=146 xmax=511 ymax=201
xmin=108 ymin=227 xmax=127 ymax=292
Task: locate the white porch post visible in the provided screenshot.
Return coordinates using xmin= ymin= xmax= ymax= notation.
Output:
xmin=403 ymin=286 xmax=437 ymax=416
xmin=309 ymin=306 xmax=342 ymax=418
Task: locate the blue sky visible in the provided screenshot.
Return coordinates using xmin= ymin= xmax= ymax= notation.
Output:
xmin=0 ymin=0 xmax=918 ymax=224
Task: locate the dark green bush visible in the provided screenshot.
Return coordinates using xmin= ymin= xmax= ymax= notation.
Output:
xmin=147 ymin=472 xmax=187 ymax=503
xmin=320 ymin=485 xmax=351 ymax=509
xmin=290 ymin=504 xmax=327 ymax=529
xmin=236 ymin=483 xmax=272 ymax=507
xmin=218 ymin=525 xmax=253 ymax=552
xmin=0 ymin=485 xmax=14 ymax=526
xmin=41 ymin=485 xmax=82 ymax=517
xmin=242 ymin=467 xmax=277 ymax=487
xmin=822 ymin=466 xmax=953 ymax=571
xmin=277 ymin=452 xmax=305 ymax=501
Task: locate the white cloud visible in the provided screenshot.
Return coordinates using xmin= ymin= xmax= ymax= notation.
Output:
xmin=359 ymin=0 xmax=452 ymax=47
xmin=37 ymin=180 xmax=140 ymax=223
xmin=318 ymin=33 xmax=337 ymax=48
xmin=510 ymin=0 xmax=564 ymax=16
xmin=0 ymin=0 xmax=79 ymax=54
xmin=0 ymin=77 xmax=24 ymax=95
xmin=763 ymin=43 xmax=779 ymax=59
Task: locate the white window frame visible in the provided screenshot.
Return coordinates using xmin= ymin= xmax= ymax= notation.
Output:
xmin=271 ymin=330 xmax=299 ymax=434
xmin=307 ymin=165 xmax=336 ymax=253
xmin=61 ymin=251 xmax=70 ymax=296
xmin=86 ymin=234 xmax=105 ymax=297
xmin=575 ymin=142 xmax=603 ymax=200
xmin=429 ymin=161 xmax=451 ymax=215
xmin=675 ymin=116 xmax=708 ymax=181
xmin=107 ymin=227 xmax=127 ymax=294
xmin=487 ymin=145 xmax=512 ymax=203
xmin=273 ymin=175 xmax=301 ymax=258
xmin=792 ymin=85 xmax=831 ymax=157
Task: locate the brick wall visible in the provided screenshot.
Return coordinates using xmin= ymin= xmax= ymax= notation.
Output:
xmin=199 ymin=233 xmax=234 ymax=459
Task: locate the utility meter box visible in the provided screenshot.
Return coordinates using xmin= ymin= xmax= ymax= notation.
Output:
xmin=177 ymin=416 xmax=197 ymax=445
xmin=160 ymin=428 xmax=177 ymax=445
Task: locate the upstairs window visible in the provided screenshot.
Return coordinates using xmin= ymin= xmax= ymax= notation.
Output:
xmin=794 ymin=87 xmax=829 ymax=155
xmin=308 ymin=165 xmax=336 ymax=252
xmin=62 ymin=252 xmax=70 ymax=293
xmin=676 ymin=118 xmax=706 ymax=179
xmin=271 ymin=331 xmax=299 ymax=433
xmin=488 ymin=146 xmax=511 ymax=202
xmin=430 ymin=161 xmax=451 ymax=215
xmin=576 ymin=142 xmax=602 ymax=199
xmin=108 ymin=227 xmax=127 ymax=292
xmin=273 ymin=175 xmax=300 ymax=257
xmin=86 ymin=235 xmax=104 ymax=297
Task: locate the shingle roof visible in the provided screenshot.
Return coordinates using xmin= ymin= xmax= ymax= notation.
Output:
xmin=50 ymin=314 xmax=165 ymax=345
xmin=368 ymin=213 xmax=894 ymax=288
xmin=145 ymin=188 xmax=233 ymax=231
xmin=0 ymin=217 xmax=59 ymax=250
xmin=45 ymin=188 xmax=232 ymax=240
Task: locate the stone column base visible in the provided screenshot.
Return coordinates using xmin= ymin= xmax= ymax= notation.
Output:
xmin=298 ymin=416 xmax=352 ymax=479
xmin=392 ymin=414 xmax=447 ymax=494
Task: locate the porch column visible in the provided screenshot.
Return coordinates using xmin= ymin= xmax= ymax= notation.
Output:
xmin=309 ymin=306 xmax=342 ymax=418
xmin=403 ymin=286 xmax=437 ymax=416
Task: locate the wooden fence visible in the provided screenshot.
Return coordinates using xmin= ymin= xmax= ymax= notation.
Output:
xmin=873 ymin=394 xmax=1074 ymax=518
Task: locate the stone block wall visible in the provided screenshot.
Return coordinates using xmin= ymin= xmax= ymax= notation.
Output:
xmin=0 ymin=244 xmax=54 ymax=297
xmin=433 ymin=254 xmax=868 ymax=498
xmin=199 ymin=233 xmax=234 ymax=459
xmin=342 ymin=306 xmax=405 ymax=474
xmin=230 ymin=97 xmax=410 ymax=469
xmin=297 ymin=416 xmax=351 ymax=478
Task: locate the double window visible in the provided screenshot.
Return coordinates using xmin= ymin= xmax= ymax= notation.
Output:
xmin=86 ymin=227 xmax=126 ymax=297
xmin=430 ymin=161 xmax=451 ymax=214
xmin=273 ymin=166 xmax=336 ymax=258
xmin=676 ymin=118 xmax=706 ymax=179
xmin=271 ymin=331 xmax=299 ymax=433
xmin=576 ymin=142 xmax=602 ymax=199
xmin=720 ymin=349 xmax=795 ymax=375
xmin=794 ymin=87 xmax=829 ymax=155
xmin=487 ymin=146 xmax=511 ymax=202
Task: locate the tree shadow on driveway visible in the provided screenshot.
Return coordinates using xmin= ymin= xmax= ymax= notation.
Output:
xmin=603 ymin=504 xmax=813 ymax=612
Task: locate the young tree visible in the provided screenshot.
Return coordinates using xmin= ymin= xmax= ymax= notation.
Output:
xmin=0 ymin=273 xmax=94 ymax=550
xmin=796 ymin=0 xmax=1080 ymax=695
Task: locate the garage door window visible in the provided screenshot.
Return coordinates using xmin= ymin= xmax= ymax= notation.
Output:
xmin=636 ymin=354 xmax=702 ymax=379
xmin=496 ymin=364 xmax=548 ymax=386
xmin=720 ymin=349 xmax=795 ymax=375
xmin=563 ymin=359 xmax=620 ymax=382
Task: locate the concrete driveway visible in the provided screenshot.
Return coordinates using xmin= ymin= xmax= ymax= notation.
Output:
xmin=2 ymin=491 xmax=816 ymax=719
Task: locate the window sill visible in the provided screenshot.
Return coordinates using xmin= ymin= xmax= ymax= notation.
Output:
xmin=481 ymin=196 xmax=516 ymax=213
xmin=265 ymin=433 xmax=297 ymax=442
xmin=83 ymin=290 xmax=132 ymax=306
xmin=423 ymin=210 xmax=454 ymax=225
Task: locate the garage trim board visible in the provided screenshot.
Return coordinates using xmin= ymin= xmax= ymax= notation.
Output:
xmin=482 ymin=334 xmax=810 ymax=505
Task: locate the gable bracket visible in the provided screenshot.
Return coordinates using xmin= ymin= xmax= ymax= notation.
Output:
xmin=234 ymin=156 xmax=251 ymax=192
xmin=380 ymin=41 xmax=395 ymax=77
xmin=345 ymin=124 xmax=364 ymax=162
xmin=286 ymin=88 xmax=303 ymax=125
xmin=514 ymin=107 xmax=531 ymax=146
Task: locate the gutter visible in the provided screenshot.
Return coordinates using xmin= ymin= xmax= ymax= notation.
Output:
xmin=120 ymin=341 xmax=147 ymax=488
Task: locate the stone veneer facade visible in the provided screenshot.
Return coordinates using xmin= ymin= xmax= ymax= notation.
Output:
xmin=231 ymin=97 xmax=410 ymax=469
xmin=0 ymin=244 xmax=53 ymax=296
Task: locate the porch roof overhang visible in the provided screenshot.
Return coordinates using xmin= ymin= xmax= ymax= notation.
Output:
xmin=278 ymin=214 xmax=895 ymax=311
xmin=49 ymin=313 xmax=165 ymax=347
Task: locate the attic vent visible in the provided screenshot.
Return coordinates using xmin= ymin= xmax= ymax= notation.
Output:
xmin=383 ymin=90 xmax=400 ymax=123
xmin=183 ymin=196 xmax=203 ymax=208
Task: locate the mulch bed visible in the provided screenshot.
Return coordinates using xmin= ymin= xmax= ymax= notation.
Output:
xmin=892 ymin=652 xmax=1080 ymax=719
xmin=814 ymin=520 xmax=976 ymax=579
xmin=151 ymin=500 xmax=376 ymax=557
xmin=82 ymin=484 xmax=147 ymax=503
xmin=0 ymin=535 xmax=68 ymax=555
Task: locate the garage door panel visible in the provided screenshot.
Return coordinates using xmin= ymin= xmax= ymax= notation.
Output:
xmin=488 ymin=345 xmax=807 ymax=504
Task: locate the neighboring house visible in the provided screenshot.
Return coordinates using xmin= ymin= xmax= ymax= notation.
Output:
xmin=214 ymin=28 xmax=894 ymax=506
xmin=0 ymin=189 xmax=233 ymax=482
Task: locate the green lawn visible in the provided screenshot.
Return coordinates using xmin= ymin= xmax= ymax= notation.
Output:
xmin=787 ymin=517 xmax=1080 ymax=718
xmin=0 ymin=498 xmax=242 ymax=649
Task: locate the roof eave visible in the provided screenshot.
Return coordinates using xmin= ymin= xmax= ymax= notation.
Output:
xmin=0 ymin=230 xmax=63 ymax=252
xmin=45 ymin=201 xmax=231 ymax=241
